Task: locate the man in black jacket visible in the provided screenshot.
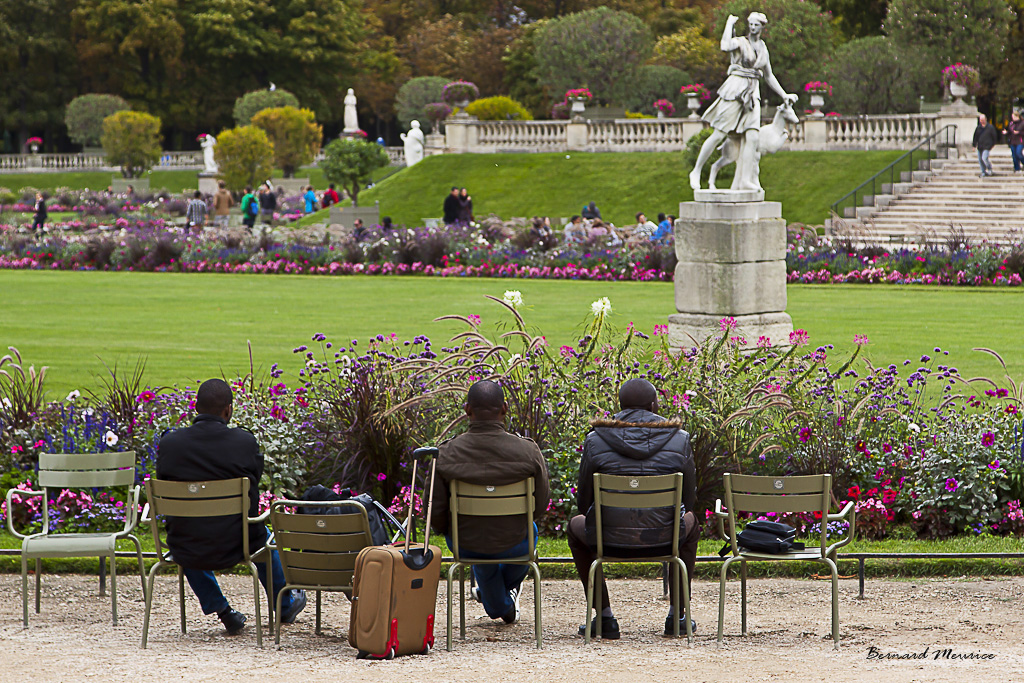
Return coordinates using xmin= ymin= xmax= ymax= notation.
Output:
xmin=442 ymin=186 xmax=461 ymax=225
xmin=973 ymin=114 xmax=998 ymax=177
xmin=567 ymin=378 xmax=699 ymax=639
xmin=156 ymin=379 xmax=306 ymax=635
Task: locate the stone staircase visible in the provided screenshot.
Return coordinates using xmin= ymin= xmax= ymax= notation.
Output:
xmin=828 ymin=147 xmax=1024 ymax=244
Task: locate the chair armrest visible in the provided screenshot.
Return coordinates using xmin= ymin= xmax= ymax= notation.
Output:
xmin=139 ymin=503 xmax=152 ymax=525
xmin=713 ymin=499 xmax=730 ymax=541
xmin=119 ymin=484 xmax=143 ymax=535
xmin=5 ymin=488 xmax=44 ymax=540
xmin=248 ymin=509 xmax=271 ymax=525
xmin=826 ymin=502 xmax=857 ymax=557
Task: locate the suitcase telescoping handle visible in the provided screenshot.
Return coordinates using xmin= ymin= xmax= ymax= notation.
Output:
xmin=405 ymin=447 xmax=438 ymax=560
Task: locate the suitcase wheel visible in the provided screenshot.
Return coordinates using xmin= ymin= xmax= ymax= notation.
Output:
xmin=356 ymin=649 xmax=395 ymax=660
xmin=357 ymin=651 xmax=369 ymax=660
xmin=385 ymin=648 xmax=395 ymax=660
xmin=421 ymin=644 xmax=431 ymax=655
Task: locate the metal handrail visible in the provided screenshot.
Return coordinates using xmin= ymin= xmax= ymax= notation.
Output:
xmin=829 ymin=124 xmax=958 ymax=222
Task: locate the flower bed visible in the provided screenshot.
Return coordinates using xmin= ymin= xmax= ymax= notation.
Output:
xmin=3 ymin=296 xmax=1023 ymax=539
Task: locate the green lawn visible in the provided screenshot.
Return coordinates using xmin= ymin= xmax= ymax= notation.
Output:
xmin=296 ymin=150 xmax=911 ymax=228
xmin=0 ymin=272 xmax=1021 ymax=395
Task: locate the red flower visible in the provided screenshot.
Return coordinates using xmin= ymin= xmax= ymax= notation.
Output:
xmin=847 ymin=485 xmax=860 ymax=500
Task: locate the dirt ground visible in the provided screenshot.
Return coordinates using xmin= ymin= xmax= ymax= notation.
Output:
xmin=0 ymin=572 xmax=1019 ymax=683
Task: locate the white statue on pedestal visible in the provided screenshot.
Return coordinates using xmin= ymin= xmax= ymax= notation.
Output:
xmin=400 ymin=120 xmax=425 ymax=167
xmin=343 ymin=88 xmax=359 ymax=133
xmin=200 ymin=134 xmax=218 ymax=174
xmin=688 ymin=12 xmax=797 ymax=193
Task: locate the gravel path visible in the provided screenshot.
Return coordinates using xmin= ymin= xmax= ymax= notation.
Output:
xmin=0 ymin=572 xmax=1020 ymax=682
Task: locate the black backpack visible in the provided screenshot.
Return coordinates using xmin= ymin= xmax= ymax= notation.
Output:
xmin=299 ymin=485 xmax=393 ymax=546
xmin=720 ymin=520 xmax=805 ymax=556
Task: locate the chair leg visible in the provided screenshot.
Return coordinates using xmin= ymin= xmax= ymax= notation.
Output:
xmin=21 ymin=554 xmax=29 ymax=628
xmin=531 ymin=562 xmax=542 ymax=649
xmin=826 ymin=557 xmax=840 ymax=649
xmin=718 ymin=555 xmax=738 ymax=645
xmin=110 ymin=553 xmax=118 ymax=626
xmin=140 ymin=561 xmax=166 ymax=648
xmin=446 ymin=562 xmax=458 ymax=652
xmin=130 ymin=535 xmax=146 ymax=598
xmin=315 ymin=590 xmax=322 ymax=635
xmin=740 ymin=560 xmax=748 ymax=636
xmin=584 ymin=559 xmax=600 ymax=644
xmin=275 ymin=586 xmax=286 ymax=646
xmin=249 ymin=563 xmax=263 ymax=648
xmin=178 ymin=567 xmax=186 ymax=634
xmin=35 ymin=558 xmax=41 ymax=614
xmin=670 ymin=560 xmax=680 ymax=638
xmin=459 ymin=564 xmax=467 ymax=641
xmin=678 ymin=558 xmax=692 ymax=646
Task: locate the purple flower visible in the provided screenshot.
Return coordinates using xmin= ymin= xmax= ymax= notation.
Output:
xmin=944 ymin=477 xmax=959 ymax=492
xmin=982 ymin=432 xmax=995 ymax=447
xmin=376 ymin=472 xmax=387 ymax=482
xmin=798 ymin=427 xmax=812 ymax=443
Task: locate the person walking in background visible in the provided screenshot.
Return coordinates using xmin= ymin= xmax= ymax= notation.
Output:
xmin=240 ymin=186 xmax=259 ymax=231
xmin=973 ymin=114 xmax=998 ymax=177
xmin=321 ymin=183 xmax=340 ymax=208
xmin=32 ymin=192 xmax=47 ymax=232
xmin=1004 ymin=111 xmax=1024 ymax=173
xmin=443 ymin=186 xmax=461 ymax=225
xmin=259 ymin=183 xmax=277 ymax=224
xmin=458 ymin=187 xmax=473 ymax=224
xmin=302 ymin=185 xmax=317 ymax=214
xmin=185 ymin=190 xmax=207 ymax=233
xmin=212 ymin=181 xmax=233 ymax=228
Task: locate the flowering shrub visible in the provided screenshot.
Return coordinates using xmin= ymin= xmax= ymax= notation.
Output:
xmin=441 ymin=80 xmax=480 ymax=105
xmin=26 ymin=137 xmax=43 ymax=147
xmin=550 ymin=102 xmax=569 ymax=120
xmin=804 ymin=81 xmax=833 ymax=96
xmin=653 ymin=99 xmax=675 ymax=116
xmin=565 ymin=88 xmax=593 ymax=101
xmin=942 ymin=63 xmax=980 ymax=93
xmin=680 ymin=84 xmax=711 ymax=101
xmin=423 ymin=102 xmax=452 ymax=126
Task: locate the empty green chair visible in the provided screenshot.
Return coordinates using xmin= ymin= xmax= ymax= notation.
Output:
xmin=447 ymin=478 xmax=542 ymax=650
xmin=140 ymin=477 xmax=272 ymax=648
xmin=5 ymin=451 xmax=145 ymax=628
xmin=269 ymin=499 xmax=375 ymax=645
xmin=714 ymin=473 xmax=856 ymax=649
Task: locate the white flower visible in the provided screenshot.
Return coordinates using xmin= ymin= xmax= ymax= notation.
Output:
xmin=503 ymin=290 xmax=523 ymax=309
xmin=908 ymin=423 xmax=920 ymax=434
xmin=104 ymin=431 xmax=119 ymax=447
xmin=508 ymin=353 xmax=523 ymax=364
xmin=81 ymin=407 xmax=94 ymax=418
xmin=590 ymin=296 xmax=613 ymax=317
xmin=66 ymin=390 xmax=80 ymax=402
xmin=1 ymin=397 xmax=11 ymax=409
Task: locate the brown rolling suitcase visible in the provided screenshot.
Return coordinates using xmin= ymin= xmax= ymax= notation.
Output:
xmin=349 ymin=449 xmax=441 ymax=659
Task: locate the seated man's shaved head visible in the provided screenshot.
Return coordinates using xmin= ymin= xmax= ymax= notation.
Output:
xmin=618 ymin=378 xmax=658 ymax=410
xmin=195 ymin=378 xmax=234 ymax=416
xmin=465 ymin=380 xmax=506 ymax=420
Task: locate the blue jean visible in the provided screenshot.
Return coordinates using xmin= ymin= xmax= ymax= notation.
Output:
xmin=978 ymin=148 xmax=993 ymax=174
xmin=447 ymin=524 xmax=538 ymax=620
xmin=1011 ymin=144 xmax=1024 ymax=171
xmin=182 ymin=531 xmax=291 ymax=615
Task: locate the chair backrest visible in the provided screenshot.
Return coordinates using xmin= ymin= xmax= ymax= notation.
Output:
xmin=38 ymin=451 xmax=137 ymax=489
xmin=592 ymin=473 xmax=684 ymax=558
xmin=722 ymin=473 xmax=832 ymax=557
xmin=270 ymin=500 xmax=375 ymax=592
xmin=449 ymin=478 xmax=536 ymax=563
xmin=144 ymin=477 xmax=251 ymax=559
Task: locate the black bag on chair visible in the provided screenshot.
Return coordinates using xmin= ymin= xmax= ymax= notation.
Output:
xmin=720 ymin=520 xmax=804 ymax=555
xmin=299 ymin=485 xmax=396 ymax=546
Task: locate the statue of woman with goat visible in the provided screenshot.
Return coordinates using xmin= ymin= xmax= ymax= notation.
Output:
xmin=689 ymin=12 xmax=798 ymax=193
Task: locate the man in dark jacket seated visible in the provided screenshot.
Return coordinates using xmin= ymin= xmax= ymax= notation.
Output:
xmin=567 ymin=378 xmax=699 ymax=639
xmin=156 ymin=379 xmax=306 ymax=635
xmin=430 ymin=380 xmax=550 ymax=625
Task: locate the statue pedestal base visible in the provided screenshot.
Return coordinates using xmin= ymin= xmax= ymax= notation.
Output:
xmin=668 ymin=199 xmax=793 ymax=349
xmin=198 ymin=173 xmax=219 ymax=196
xmin=693 ymin=188 xmax=764 ymax=203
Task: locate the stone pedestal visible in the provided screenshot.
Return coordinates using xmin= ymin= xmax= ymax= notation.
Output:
xmin=669 ymin=197 xmax=793 ymax=349
xmin=424 ymin=132 xmax=445 ymax=156
xmin=197 ymin=172 xmax=219 ymax=196
xmin=936 ymin=99 xmax=980 ymax=156
xmin=566 ymin=121 xmax=588 ymax=151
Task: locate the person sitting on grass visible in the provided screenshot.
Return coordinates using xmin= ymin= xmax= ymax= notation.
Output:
xmin=652 ymin=212 xmax=673 ymax=243
xmin=429 ymin=380 xmax=550 ymax=626
xmin=566 ymin=378 xmax=699 ymax=640
xmin=156 ymin=379 xmax=307 ymax=635
xmin=564 ymin=215 xmax=587 ymax=244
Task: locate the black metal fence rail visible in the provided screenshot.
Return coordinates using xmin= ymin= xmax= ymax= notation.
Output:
xmin=5 ymin=549 xmax=1024 ymax=600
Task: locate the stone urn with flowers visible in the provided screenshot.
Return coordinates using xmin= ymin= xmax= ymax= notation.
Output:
xmin=942 ymin=63 xmax=980 ymax=104
xmin=803 ymin=81 xmax=832 ymax=117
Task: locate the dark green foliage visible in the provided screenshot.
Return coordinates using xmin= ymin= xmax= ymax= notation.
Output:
xmin=64 ymin=94 xmax=130 ymax=147
xmin=233 ymin=89 xmax=301 ymax=127
xmin=319 ymin=137 xmax=389 ymax=206
xmin=395 ymin=76 xmax=449 ymax=132
xmin=824 ymin=37 xmax=919 ymax=115
xmin=624 ymin=65 xmax=692 ymax=116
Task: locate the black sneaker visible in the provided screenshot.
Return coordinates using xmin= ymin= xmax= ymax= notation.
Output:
xmin=664 ymin=615 xmax=697 ymax=636
xmin=218 ymin=608 xmax=247 ymax=635
xmin=501 ymin=587 xmax=521 ymax=625
xmin=577 ymin=616 xmax=620 ymax=639
xmin=281 ymin=589 xmax=307 ymax=624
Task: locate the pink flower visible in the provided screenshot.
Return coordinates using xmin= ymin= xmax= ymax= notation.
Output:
xmin=982 ymin=432 xmax=995 ymax=447
xmin=789 ymin=329 xmax=809 ymax=346
xmin=467 ymin=314 xmax=481 ymax=326
xmin=376 ymin=472 xmax=387 ymax=482
xmin=719 ymin=316 xmax=737 ymax=331
xmin=270 ymin=383 xmax=287 ymax=397
xmin=270 ymin=404 xmax=286 ymax=420
xmin=756 ymin=336 xmax=772 ymax=349
xmin=853 ymin=334 xmax=869 ymax=346
xmin=653 ymin=324 xmax=668 ymax=336
xmin=136 ymin=390 xmax=156 ymax=403
xmin=798 ymin=427 xmax=812 ymax=443
xmin=944 ymin=477 xmax=959 ymax=492
xmin=559 ymin=345 xmax=574 ymax=358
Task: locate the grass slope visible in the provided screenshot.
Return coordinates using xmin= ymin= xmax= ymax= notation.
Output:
xmin=1 ymin=272 xmax=1020 ymax=395
xmin=299 ymin=150 xmax=910 ymax=228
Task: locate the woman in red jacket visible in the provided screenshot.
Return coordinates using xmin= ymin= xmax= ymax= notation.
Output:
xmin=1004 ymin=111 xmax=1024 ymax=173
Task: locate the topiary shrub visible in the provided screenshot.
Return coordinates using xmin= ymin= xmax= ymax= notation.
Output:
xmin=320 ymin=137 xmax=389 ymax=207
xmin=101 ymin=111 xmax=162 ymax=179
xmin=213 ymin=126 xmax=275 ymax=191
xmin=232 ymin=89 xmax=301 ymax=127
xmin=395 ymin=77 xmax=449 ymax=133
xmin=464 ymin=96 xmax=533 ymax=121
xmin=250 ymin=106 xmax=323 ymax=178
xmin=65 ymin=94 xmax=130 ymax=148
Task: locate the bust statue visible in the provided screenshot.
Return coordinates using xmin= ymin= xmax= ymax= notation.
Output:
xmin=400 ymin=120 xmax=425 ymax=167
xmin=200 ymin=134 xmax=218 ymax=174
xmin=688 ymin=12 xmax=797 ymax=193
xmin=343 ymin=88 xmax=359 ymax=133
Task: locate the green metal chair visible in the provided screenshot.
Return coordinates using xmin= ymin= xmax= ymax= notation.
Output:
xmin=447 ymin=478 xmax=542 ymax=650
xmin=585 ymin=472 xmax=692 ymax=644
xmin=714 ymin=473 xmax=856 ymax=649
xmin=140 ymin=477 xmax=272 ymax=648
xmin=5 ymin=451 xmax=145 ymax=628
xmin=269 ymin=499 xmax=375 ymax=646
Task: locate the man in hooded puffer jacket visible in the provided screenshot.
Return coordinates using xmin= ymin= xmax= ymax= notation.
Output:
xmin=567 ymin=378 xmax=699 ymax=639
